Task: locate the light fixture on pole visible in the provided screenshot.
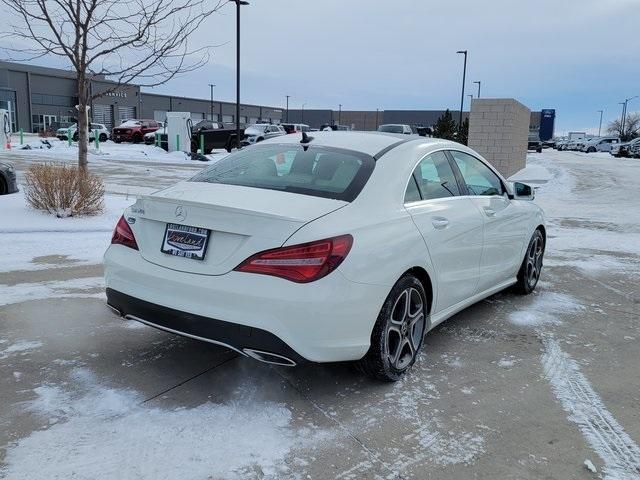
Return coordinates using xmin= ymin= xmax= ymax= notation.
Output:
xmin=473 ymin=80 xmax=481 ymax=98
xmin=232 ymin=0 xmax=249 ymax=149
xmin=301 ymin=103 xmax=306 ymax=124
xmin=456 ymin=50 xmax=468 ymax=130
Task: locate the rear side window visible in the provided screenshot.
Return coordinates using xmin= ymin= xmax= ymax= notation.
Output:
xmin=406 ymin=151 xmax=460 ymax=201
xmin=189 ymin=144 xmax=375 ymax=202
xmin=449 ymin=150 xmax=504 ymax=196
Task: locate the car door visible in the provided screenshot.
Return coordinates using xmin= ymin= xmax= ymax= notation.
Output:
xmin=404 ymin=151 xmax=484 ymax=313
xmin=448 ymin=150 xmax=528 ymax=292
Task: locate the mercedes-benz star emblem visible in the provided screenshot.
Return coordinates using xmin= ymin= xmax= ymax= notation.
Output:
xmin=174 ymin=206 xmax=186 ymax=222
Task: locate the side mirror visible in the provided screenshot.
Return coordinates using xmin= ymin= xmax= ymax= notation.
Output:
xmin=513 ymin=181 xmax=535 ymax=200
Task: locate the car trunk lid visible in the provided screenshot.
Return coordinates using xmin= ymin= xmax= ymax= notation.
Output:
xmin=132 ymin=181 xmax=347 ymax=275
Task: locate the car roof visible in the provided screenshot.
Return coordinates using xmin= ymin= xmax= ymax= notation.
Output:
xmin=258 ymin=130 xmax=446 ymax=157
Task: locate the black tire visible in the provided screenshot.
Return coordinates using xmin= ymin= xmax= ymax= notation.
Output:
xmin=0 ymin=176 xmax=7 ymax=195
xmin=72 ymin=132 xmax=79 ymax=142
xmin=514 ymin=229 xmax=545 ymax=295
xmin=99 ymin=133 xmax=108 ymax=142
xmin=356 ymin=275 xmax=427 ymax=382
xmin=115 ymin=139 xmax=122 ymax=144
xmin=536 ymin=147 xmax=542 ymax=153
xmin=256 ymin=137 xmax=264 ymax=143
xmin=587 ymin=147 xmax=596 ymax=153
xmin=132 ymin=134 xmax=142 ymax=144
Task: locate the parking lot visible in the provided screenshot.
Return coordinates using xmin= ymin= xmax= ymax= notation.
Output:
xmin=1 ymin=145 xmax=639 ymax=479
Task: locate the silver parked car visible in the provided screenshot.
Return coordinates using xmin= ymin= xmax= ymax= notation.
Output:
xmin=610 ymin=137 xmax=640 ymax=157
xmin=243 ymin=124 xmax=286 ymax=145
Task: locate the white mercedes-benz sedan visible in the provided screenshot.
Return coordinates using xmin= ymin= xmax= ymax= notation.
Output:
xmin=104 ymin=131 xmax=545 ymax=381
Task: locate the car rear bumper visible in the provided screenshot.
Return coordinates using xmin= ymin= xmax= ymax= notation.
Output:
xmin=104 ymin=245 xmax=388 ymax=363
xmin=106 ymin=288 xmax=305 ymax=366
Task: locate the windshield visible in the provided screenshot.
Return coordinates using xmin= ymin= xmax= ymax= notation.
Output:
xmin=118 ymin=120 xmax=142 ymax=127
xmin=189 ymin=144 xmax=375 ymax=201
xmin=378 ymin=125 xmax=404 ymax=134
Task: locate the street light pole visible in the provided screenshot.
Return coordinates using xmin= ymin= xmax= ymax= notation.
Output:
xmin=209 ymin=84 xmax=216 ymax=121
xmin=338 ymin=104 xmax=342 ymax=125
xmin=473 ymin=81 xmax=481 ymax=98
xmin=597 ymin=110 xmax=603 ymax=137
xmin=375 ymin=108 xmax=379 ymax=129
xmin=622 ymin=96 xmax=638 ymax=138
xmin=233 ymin=0 xmax=249 ymax=149
xmin=301 ymin=103 xmax=306 ymax=124
xmin=619 ymin=102 xmax=626 ymax=137
xmin=456 ymin=50 xmax=468 ymax=130
xmin=285 ymin=95 xmax=290 ymax=122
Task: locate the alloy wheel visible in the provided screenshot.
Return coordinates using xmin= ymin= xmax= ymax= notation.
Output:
xmin=385 ymin=287 xmax=425 ymax=370
xmin=525 ymin=234 xmax=544 ymax=288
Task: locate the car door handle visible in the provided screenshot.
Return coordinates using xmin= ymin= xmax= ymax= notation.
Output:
xmin=483 ymin=207 xmax=496 ymax=217
xmin=431 ymin=217 xmax=449 ymax=229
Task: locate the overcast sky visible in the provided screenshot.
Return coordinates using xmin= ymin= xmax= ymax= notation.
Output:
xmin=4 ymin=0 xmax=640 ymax=134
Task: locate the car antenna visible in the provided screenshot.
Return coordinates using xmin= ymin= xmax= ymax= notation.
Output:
xmin=300 ymin=131 xmax=314 ymax=151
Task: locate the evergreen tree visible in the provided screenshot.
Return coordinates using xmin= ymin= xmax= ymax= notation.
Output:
xmin=458 ymin=117 xmax=469 ymax=145
xmin=433 ymin=110 xmax=458 ymax=141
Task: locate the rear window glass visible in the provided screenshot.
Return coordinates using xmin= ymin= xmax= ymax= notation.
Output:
xmin=189 ymin=144 xmax=375 ymax=201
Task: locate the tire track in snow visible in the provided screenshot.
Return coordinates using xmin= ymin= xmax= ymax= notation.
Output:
xmin=541 ymin=335 xmax=640 ymax=479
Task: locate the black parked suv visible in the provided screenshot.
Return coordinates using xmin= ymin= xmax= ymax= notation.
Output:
xmin=0 ymin=161 xmax=19 ymax=195
xmin=528 ymin=134 xmax=543 ymax=153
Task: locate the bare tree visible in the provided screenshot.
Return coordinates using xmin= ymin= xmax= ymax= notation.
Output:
xmin=608 ymin=112 xmax=640 ymax=142
xmin=0 ymin=0 xmax=225 ymax=168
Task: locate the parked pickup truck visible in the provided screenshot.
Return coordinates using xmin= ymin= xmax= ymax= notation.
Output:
xmin=112 ymin=119 xmax=161 ymax=143
xmin=191 ymin=121 xmax=244 ymax=153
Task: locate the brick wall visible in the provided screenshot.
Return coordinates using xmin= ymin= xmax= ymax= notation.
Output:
xmin=468 ymin=99 xmax=530 ymax=178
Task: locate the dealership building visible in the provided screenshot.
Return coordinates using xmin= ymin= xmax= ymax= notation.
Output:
xmin=0 ymin=60 xmax=555 ymax=140
xmin=0 ymin=61 xmax=284 ymax=133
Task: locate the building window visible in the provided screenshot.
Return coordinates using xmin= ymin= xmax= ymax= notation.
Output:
xmin=31 ymin=93 xmax=76 ymax=107
xmin=239 ymin=116 xmax=247 ymax=124
xmin=222 ymin=114 xmax=233 ymax=123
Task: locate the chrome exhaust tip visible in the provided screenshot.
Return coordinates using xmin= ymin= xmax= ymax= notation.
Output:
xmin=243 ymin=348 xmax=297 ymax=367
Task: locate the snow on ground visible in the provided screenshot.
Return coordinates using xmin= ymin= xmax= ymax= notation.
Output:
xmin=523 ymin=151 xmax=640 ymax=274
xmin=8 ymin=137 xmax=228 ymax=165
xmin=1 ymin=368 xmax=329 ymax=480
xmin=0 ymin=191 xmax=133 ymax=272
xmin=542 ymin=336 xmax=640 ymax=480
xmin=0 ymin=277 xmax=104 ymax=306
xmin=0 ymin=340 xmax=44 ymax=359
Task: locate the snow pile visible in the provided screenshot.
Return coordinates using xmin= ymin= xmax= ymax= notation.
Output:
xmin=0 ymin=191 xmax=132 ymax=272
xmin=6 ymin=137 xmax=228 ymax=165
xmin=2 ymin=368 xmax=322 ymax=480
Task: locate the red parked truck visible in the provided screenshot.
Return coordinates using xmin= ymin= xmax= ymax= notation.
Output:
xmin=112 ymin=119 xmax=160 ymax=143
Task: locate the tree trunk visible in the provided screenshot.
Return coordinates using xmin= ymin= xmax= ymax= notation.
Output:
xmin=77 ymin=77 xmax=89 ymax=170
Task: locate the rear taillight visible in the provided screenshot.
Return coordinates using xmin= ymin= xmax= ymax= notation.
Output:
xmin=111 ymin=215 xmax=139 ymax=250
xmin=234 ymin=234 xmax=353 ymax=283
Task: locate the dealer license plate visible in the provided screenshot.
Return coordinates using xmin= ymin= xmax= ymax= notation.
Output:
xmin=161 ymin=223 xmax=210 ymax=260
